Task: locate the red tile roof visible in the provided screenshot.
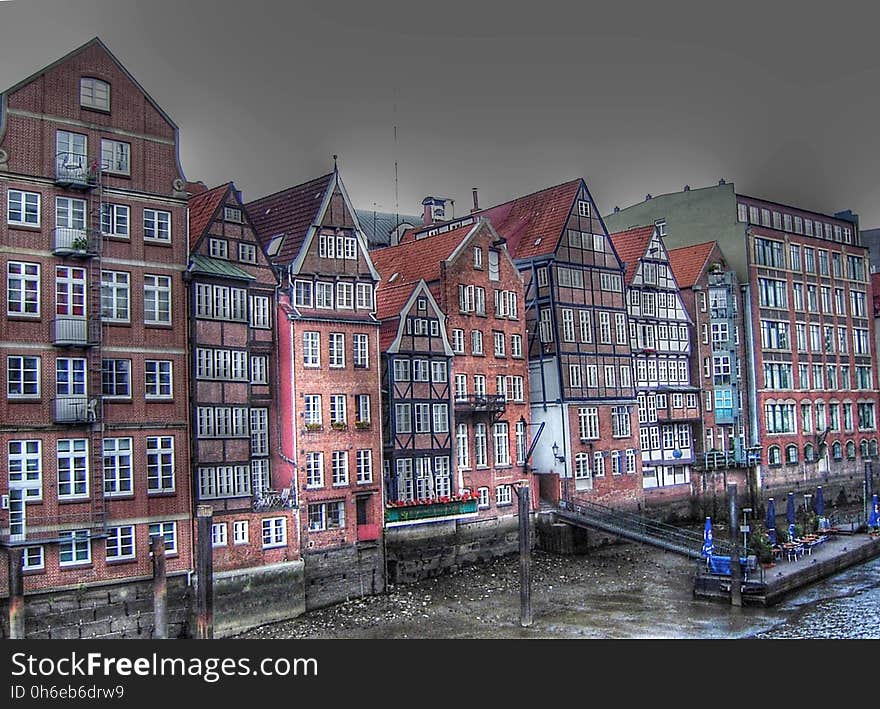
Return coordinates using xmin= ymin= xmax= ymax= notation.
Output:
xmin=188 ymin=183 xmax=231 ymax=248
xmin=608 ymin=225 xmax=656 ymax=285
xmin=372 ymin=223 xmax=476 ymax=317
xmin=667 ymin=241 xmax=717 ymax=289
xmin=399 ymin=179 xmax=582 ymax=261
xmin=244 ymin=173 xmax=334 ymax=265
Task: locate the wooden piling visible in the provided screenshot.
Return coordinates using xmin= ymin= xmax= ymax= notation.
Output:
xmin=8 ymin=547 xmax=24 ymax=639
xmin=517 ymin=485 xmax=532 ymax=627
xmin=196 ymin=505 xmax=214 ymax=639
xmin=728 ymin=483 xmax=742 ymax=607
xmin=151 ymin=535 xmax=167 ymax=639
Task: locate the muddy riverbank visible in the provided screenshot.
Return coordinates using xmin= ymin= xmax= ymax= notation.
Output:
xmin=236 ymin=543 xmax=790 ymax=639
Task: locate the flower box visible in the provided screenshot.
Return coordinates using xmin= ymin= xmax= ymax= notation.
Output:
xmin=385 ymin=497 xmax=479 ymax=524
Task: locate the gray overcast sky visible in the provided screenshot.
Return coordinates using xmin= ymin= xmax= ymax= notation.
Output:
xmin=1 ymin=0 xmax=879 ymax=226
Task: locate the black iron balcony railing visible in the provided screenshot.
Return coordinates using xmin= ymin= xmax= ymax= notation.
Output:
xmin=53 ymin=396 xmax=98 ymax=424
xmin=55 ymin=152 xmax=98 ymax=189
xmin=454 ymin=394 xmax=506 ymax=413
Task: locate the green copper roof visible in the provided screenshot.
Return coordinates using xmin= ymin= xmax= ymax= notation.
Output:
xmin=188 ymin=254 xmax=256 ymax=281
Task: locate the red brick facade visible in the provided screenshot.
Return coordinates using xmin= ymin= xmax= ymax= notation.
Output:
xmin=0 ymin=39 xmax=193 ymax=593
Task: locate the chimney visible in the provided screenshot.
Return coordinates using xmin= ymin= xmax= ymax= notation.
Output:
xmin=421 ymin=196 xmax=448 ymax=226
xmin=471 ymin=188 xmax=480 ymax=213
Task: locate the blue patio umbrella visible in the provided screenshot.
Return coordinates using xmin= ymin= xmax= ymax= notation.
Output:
xmin=701 ymin=517 xmax=715 ymax=557
xmin=814 ymin=486 xmax=825 ymax=517
xmin=869 ymin=494 xmax=879 ymax=529
xmin=766 ymin=498 xmax=777 ymax=545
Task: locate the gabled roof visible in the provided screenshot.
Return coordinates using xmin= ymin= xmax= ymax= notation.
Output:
xmin=399 ymin=179 xmax=582 ymax=261
xmin=372 ymin=223 xmax=475 ymax=296
xmin=245 ymin=173 xmax=334 ymax=265
xmin=608 ymin=225 xmax=656 ymax=285
xmin=187 ymin=254 xmax=256 ymax=281
xmin=188 ymin=183 xmax=231 ymax=248
xmin=481 ymin=179 xmax=583 ymax=260
xmin=667 ymin=241 xmax=717 ymax=289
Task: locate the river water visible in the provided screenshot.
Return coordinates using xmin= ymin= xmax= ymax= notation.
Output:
xmin=238 ymin=545 xmax=880 ymax=640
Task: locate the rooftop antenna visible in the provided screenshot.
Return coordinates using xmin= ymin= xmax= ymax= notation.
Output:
xmin=393 ymin=91 xmax=399 ymax=228
xmin=333 ymin=154 xmax=338 ymax=172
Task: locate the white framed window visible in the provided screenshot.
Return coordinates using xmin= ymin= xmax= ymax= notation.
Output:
xmin=250 ymin=354 xmax=268 ymax=384
xmin=577 ymin=200 xmax=591 ymax=217
xmin=474 ymin=423 xmax=488 ymax=468
xmin=148 ymin=522 xmax=178 ymax=555
xmin=59 ymin=530 xmax=91 ymax=566
xmin=336 ymin=282 xmax=354 ymax=310
xmin=100 ymin=138 xmax=130 ymax=175
xmin=7 ymin=355 xmax=40 ymax=398
xmin=211 ymin=523 xmax=228 ymax=548
xmin=471 ymin=330 xmax=484 ymax=355
xmin=142 ymin=360 xmax=172 ymax=399
xmin=315 ymin=282 xmax=333 ymax=309
xmin=578 ymin=407 xmax=599 ymax=440
xmin=395 ymin=403 xmax=412 ymax=433
xmin=356 ymin=449 xmax=373 ymax=483
xmin=494 ymin=331 xmax=506 ymax=357
xmin=224 ymin=206 xmax=243 ymax=223
xmin=22 ymin=546 xmax=44 ymax=571
xmin=233 ymin=520 xmax=249 ymax=545
xmin=57 ymin=439 xmax=88 ymax=499
xmin=477 ymin=486 xmax=490 ymax=508
xmin=493 ymin=422 xmax=510 ymax=466
xmin=7 ymin=261 xmax=40 ymax=317
xmin=495 ymin=484 xmax=512 ymax=506
xmin=356 ymin=283 xmax=374 ymax=310
xmin=250 ymin=295 xmax=271 ymax=329
xmin=329 ymin=333 xmax=346 ymax=368
xmin=250 ymin=408 xmax=269 ymax=456
xmin=305 ymin=452 xmax=324 ymax=487
xmin=143 ymin=209 xmax=171 ymax=243
xmin=456 ymin=424 xmax=470 ymax=470
xmin=303 ymin=331 xmax=320 ymax=367
xmin=106 ymin=525 xmax=136 ymax=560
xmin=451 ymin=329 xmax=465 ymax=354
xmin=353 ymin=333 xmax=370 ymax=368
xmin=7 ymin=190 xmax=40 ymax=227
xmin=209 ymin=238 xmax=229 ymax=259
xmin=144 ymin=275 xmax=171 ymax=324
xmin=102 ymin=437 xmax=132 ymax=497
xmin=100 ymin=270 xmax=129 ymax=322
xmin=80 ymin=77 xmax=110 ymax=110
xmin=238 ymin=242 xmax=257 ymax=263
xmin=146 ymin=436 xmax=175 ymax=493
xmin=332 ymin=450 xmax=349 ymax=486
xmin=293 ymin=280 xmax=313 ymax=308
xmin=101 ymin=203 xmax=129 ymax=237
xmin=9 ymin=440 xmax=42 ymax=500
xmin=262 ymin=517 xmax=287 ymax=548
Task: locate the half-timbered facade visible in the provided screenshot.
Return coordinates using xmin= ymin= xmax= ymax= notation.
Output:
xmin=610 ymin=225 xmax=697 ymax=491
xmin=187 ymin=182 xmax=296 ymax=570
xmin=373 ymin=219 xmax=533 ymax=520
xmin=0 ymin=39 xmax=193 ymax=592
xmin=246 ymin=168 xmax=383 ymax=552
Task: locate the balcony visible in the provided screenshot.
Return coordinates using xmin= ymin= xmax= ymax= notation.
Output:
xmin=696 ymin=447 xmax=762 ymax=470
xmin=385 ymin=498 xmax=479 ymax=526
xmin=454 ymin=394 xmax=506 ymax=416
xmin=52 ymin=317 xmax=97 ymax=347
xmin=53 ymin=396 xmax=96 ymax=424
xmin=252 ymin=487 xmax=294 ymax=511
xmin=55 ymin=152 xmax=98 ymax=189
xmin=53 ymin=227 xmax=97 ymax=257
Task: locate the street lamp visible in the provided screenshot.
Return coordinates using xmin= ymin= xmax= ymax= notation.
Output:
xmin=552 ymin=441 xmax=565 ymax=462
xmin=804 ymin=493 xmax=813 ymax=534
xmin=741 ymin=507 xmax=752 ymax=552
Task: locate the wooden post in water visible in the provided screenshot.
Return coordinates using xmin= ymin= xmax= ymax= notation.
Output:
xmin=728 ymin=483 xmax=742 ymax=607
xmin=151 ymin=535 xmax=167 ymax=639
xmin=196 ymin=505 xmax=214 ymax=639
xmin=8 ymin=547 xmax=24 ymax=639
xmin=515 ymin=483 xmax=532 ymax=627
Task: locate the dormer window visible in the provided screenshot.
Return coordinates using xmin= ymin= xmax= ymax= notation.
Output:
xmin=224 ymin=207 xmax=242 ymax=223
xmin=80 ymin=78 xmax=110 ymax=111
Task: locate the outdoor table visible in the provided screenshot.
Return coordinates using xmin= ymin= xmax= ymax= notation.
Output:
xmin=782 ymin=543 xmax=803 ymax=561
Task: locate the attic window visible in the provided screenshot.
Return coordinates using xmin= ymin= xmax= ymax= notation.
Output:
xmin=224 ymin=207 xmax=242 ymax=223
xmin=577 ymin=200 xmax=591 ymax=218
xmin=266 ymin=234 xmax=284 ymax=257
xmin=534 ymin=238 xmax=542 ymax=246
xmin=80 ymin=77 xmax=110 ymax=111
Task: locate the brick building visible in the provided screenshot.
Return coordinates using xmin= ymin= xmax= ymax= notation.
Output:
xmin=186 ymin=182 xmax=298 ymax=571
xmin=609 ymin=225 xmax=698 ymax=494
xmin=398 ymin=181 xmax=643 ymax=510
xmin=667 ymin=240 xmax=758 ymax=503
xmin=605 ymin=183 xmax=880 ymax=503
xmin=373 ymin=219 xmax=533 ymax=521
xmin=245 ymin=167 xmax=384 ymax=559
xmin=0 ymin=38 xmax=193 ymax=592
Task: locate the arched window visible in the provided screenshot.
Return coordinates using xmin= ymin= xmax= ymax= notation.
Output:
xmin=80 ymin=77 xmax=110 ymax=111
xmin=846 ymin=441 xmax=856 ymax=460
xmin=804 ymin=443 xmax=815 ymax=463
xmin=768 ymin=445 xmax=782 ymax=466
xmin=785 ymin=444 xmax=798 ymax=465
xmin=870 ymin=440 xmax=878 ymax=458
xmin=860 ymin=440 xmax=869 ymax=459
xmin=832 ymin=441 xmax=843 ymax=461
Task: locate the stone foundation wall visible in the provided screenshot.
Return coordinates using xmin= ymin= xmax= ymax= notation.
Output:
xmin=384 ymin=515 xmax=528 ymax=585
xmin=304 ymin=543 xmax=385 ymax=611
xmin=0 ymin=573 xmax=192 ymax=640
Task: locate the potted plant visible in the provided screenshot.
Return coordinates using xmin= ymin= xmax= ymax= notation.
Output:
xmin=304 ymin=422 xmax=321 ymax=432
xmin=330 ymin=421 xmax=347 ymax=431
xmin=355 ymin=420 xmax=370 ymax=430
xmin=71 ymin=235 xmax=89 ymax=251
